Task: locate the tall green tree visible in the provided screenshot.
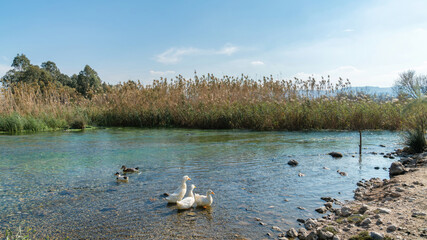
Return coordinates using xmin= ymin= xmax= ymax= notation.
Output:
xmin=11 ymin=54 xmax=31 ymax=71
xmin=76 ymin=65 xmax=102 ymax=97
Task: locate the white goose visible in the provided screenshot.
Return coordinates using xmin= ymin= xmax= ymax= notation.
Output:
xmin=195 ymin=190 xmax=215 ymax=208
xmin=177 ymin=184 xmax=196 ymax=210
xmin=165 ymin=175 xmax=191 ymax=203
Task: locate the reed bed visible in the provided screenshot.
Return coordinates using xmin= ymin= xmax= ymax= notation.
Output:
xmin=0 ymin=75 xmax=404 ymax=132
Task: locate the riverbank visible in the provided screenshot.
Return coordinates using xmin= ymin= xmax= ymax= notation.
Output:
xmin=276 ymin=150 xmax=427 ymax=240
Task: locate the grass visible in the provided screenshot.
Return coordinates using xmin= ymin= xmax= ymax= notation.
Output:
xmin=0 ymin=75 xmax=408 ymax=132
xmin=3 ymin=227 xmax=31 ymax=240
xmin=349 ymin=231 xmax=392 ymax=240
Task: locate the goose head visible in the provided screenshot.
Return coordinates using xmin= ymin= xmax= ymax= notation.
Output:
xmin=182 ymin=175 xmax=191 ymax=182
xmin=207 ymin=190 xmax=215 ymax=195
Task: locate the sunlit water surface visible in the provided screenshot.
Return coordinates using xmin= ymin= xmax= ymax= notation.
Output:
xmin=0 ymin=129 xmax=402 ymax=239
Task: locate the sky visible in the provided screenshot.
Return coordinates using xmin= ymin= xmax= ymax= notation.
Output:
xmin=0 ymin=0 xmax=427 ymax=87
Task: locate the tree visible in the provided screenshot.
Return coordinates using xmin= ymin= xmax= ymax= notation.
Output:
xmin=394 ymin=70 xmax=427 ymax=99
xmin=11 ymin=54 xmax=31 ymax=71
xmin=41 ymin=61 xmax=60 ymax=76
xmin=76 ymin=65 xmax=102 ymax=97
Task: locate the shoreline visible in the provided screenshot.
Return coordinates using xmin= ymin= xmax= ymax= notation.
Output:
xmin=276 ymin=150 xmax=427 ymax=240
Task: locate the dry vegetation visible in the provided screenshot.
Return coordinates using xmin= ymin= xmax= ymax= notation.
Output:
xmin=0 ymin=74 xmax=404 ymax=132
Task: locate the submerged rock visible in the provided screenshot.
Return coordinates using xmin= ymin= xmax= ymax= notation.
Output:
xmin=328 ymin=152 xmax=343 ymax=158
xmin=288 ymin=159 xmax=299 ymax=166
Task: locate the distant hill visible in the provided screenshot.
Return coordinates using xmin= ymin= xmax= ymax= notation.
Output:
xmin=349 ymin=86 xmax=394 ymax=96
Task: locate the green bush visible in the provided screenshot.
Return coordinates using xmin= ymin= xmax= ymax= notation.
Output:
xmin=405 ymin=127 xmax=426 ymax=153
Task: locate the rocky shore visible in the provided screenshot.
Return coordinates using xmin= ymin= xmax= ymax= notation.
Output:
xmin=271 ymin=150 xmax=427 ymax=240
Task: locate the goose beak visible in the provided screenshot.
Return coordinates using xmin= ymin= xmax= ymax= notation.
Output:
xmin=212 ymin=192 xmax=215 ymax=195
xmin=188 ymin=177 xmax=191 ymax=180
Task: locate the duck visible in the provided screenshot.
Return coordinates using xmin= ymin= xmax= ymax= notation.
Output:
xmin=337 ymin=170 xmax=348 ymax=176
xmin=121 ymin=165 xmax=139 ymax=173
xmin=195 ymin=190 xmax=215 ymax=208
xmin=165 ymin=175 xmax=191 ymax=203
xmin=115 ymin=172 xmax=129 ymax=182
xmin=177 ymin=184 xmax=196 ymax=210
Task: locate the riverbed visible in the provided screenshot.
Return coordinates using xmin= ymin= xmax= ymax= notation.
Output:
xmin=0 ymin=129 xmax=402 ymax=239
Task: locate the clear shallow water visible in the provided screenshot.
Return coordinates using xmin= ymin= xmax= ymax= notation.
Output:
xmin=0 ymin=129 xmax=402 ymax=239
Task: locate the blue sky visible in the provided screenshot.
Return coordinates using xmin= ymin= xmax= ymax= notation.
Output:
xmin=1 ymin=0 xmax=426 ymax=87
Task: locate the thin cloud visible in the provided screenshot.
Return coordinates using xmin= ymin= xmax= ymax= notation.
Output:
xmin=343 ymin=29 xmax=355 ymax=32
xmin=0 ymin=64 xmax=11 ymax=77
xmin=251 ymin=60 xmax=265 ymax=66
xmin=149 ymin=70 xmax=176 ymax=76
xmin=156 ymin=44 xmax=239 ymax=64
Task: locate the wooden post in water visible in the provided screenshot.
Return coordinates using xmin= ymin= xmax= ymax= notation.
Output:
xmin=359 ymin=130 xmax=362 ymax=155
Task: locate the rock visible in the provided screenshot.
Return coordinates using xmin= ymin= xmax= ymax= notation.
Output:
xmin=286 ymin=228 xmax=298 ymax=238
xmin=332 ymin=236 xmax=340 ymax=240
xmin=374 ymin=166 xmax=380 ymax=170
xmin=377 ymin=208 xmax=391 ymax=214
xmin=359 ymin=204 xmax=369 ymax=214
xmin=317 ymin=230 xmax=334 ymax=240
xmin=321 ymin=197 xmax=333 ymax=202
xmin=298 ymin=172 xmax=305 ymax=177
xmin=323 ymin=167 xmax=330 ymax=170
xmin=297 ymin=206 xmax=306 ymax=210
xmin=337 ymin=170 xmax=347 ymax=176
xmin=324 ymin=202 xmax=333 ymax=209
xmin=412 ymin=212 xmax=426 ymax=217
xmin=255 ymin=217 xmax=261 ymax=221
xmin=298 ymin=228 xmax=309 ymax=240
xmin=278 ymin=237 xmax=289 ymax=240
xmin=315 ymin=206 xmax=327 ymax=213
xmin=306 ymin=231 xmax=319 ymax=240
xmin=360 ymin=218 xmax=372 ymax=227
xmin=370 ymin=231 xmax=384 ymax=240
xmin=390 ymin=192 xmax=401 ymax=198
xmin=328 ymin=152 xmax=343 ymax=158
xmin=297 ymin=218 xmax=306 ymax=223
xmin=288 ymin=159 xmax=299 ymax=166
xmin=341 ymin=207 xmax=352 ymax=217
xmin=272 ymin=226 xmax=282 ymax=232
xmin=376 ymin=218 xmax=383 ymax=225
xmin=259 ymin=222 xmax=266 ymax=226
xmin=304 ymin=218 xmax=318 ymax=230
xmin=379 ymin=144 xmax=386 ymax=147
xmin=389 ymin=162 xmax=406 ymax=176
xmin=386 ymin=225 xmax=397 ymax=232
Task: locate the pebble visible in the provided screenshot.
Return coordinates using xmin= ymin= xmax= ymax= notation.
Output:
xmin=370 ymin=231 xmax=384 ymax=240
xmin=272 ymin=226 xmax=282 ymax=232
xmin=387 ymin=225 xmax=397 ymax=232
xmin=377 ymin=208 xmax=391 ymax=214
xmin=360 ymin=218 xmax=372 ymax=227
xmin=412 ymin=212 xmax=426 ymax=217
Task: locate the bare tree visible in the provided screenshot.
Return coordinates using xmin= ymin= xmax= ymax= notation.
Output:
xmin=394 ymin=70 xmax=427 ymax=99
